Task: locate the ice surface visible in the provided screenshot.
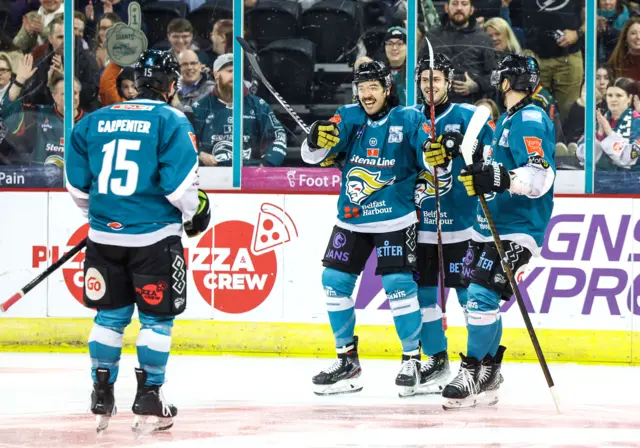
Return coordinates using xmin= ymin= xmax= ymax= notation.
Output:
xmin=1 ymin=353 xmax=639 ymax=447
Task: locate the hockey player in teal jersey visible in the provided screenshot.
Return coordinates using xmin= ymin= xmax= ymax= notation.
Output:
xmin=441 ymin=54 xmax=556 ymax=409
xmin=65 ymin=50 xmax=211 ymax=432
xmin=411 ymin=53 xmax=495 ymax=395
xmin=301 ymin=61 xmax=433 ymax=397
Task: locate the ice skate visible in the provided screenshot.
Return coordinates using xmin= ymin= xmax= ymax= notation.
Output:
xmin=416 ymin=350 xmax=450 ymax=394
xmin=90 ymin=368 xmax=117 ymax=434
xmin=396 ymin=351 xmax=421 ymax=397
xmin=131 ymin=368 xmax=177 ymax=434
xmin=477 ymin=345 xmax=506 ymax=406
xmin=442 ymin=354 xmax=481 ymax=410
xmin=312 ymin=336 xmax=363 ymax=396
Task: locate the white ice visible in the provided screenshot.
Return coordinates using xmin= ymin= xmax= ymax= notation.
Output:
xmin=1 ymin=353 xmax=640 ymax=447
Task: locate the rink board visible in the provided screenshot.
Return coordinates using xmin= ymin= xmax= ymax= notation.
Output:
xmin=1 ymin=192 xmax=640 ymax=363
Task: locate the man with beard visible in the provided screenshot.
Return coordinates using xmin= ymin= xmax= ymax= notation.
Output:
xmin=191 ymin=53 xmax=287 ymax=167
xmin=176 ymin=49 xmax=215 ymax=113
xmin=301 ymin=61 xmax=435 ymax=397
xmin=2 ymin=55 xmax=84 ymax=167
xmin=419 ymin=0 xmax=497 ymax=105
xmin=410 ymin=53 xmax=494 ymax=397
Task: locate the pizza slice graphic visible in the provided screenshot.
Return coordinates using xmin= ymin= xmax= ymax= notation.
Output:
xmin=251 ymin=203 xmax=298 ymax=256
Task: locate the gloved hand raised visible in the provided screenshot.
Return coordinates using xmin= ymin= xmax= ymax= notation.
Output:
xmin=308 ymin=120 xmax=340 ymax=150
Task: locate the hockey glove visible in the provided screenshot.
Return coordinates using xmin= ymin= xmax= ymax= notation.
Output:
xmin=458 ymin=162 xmax=510 ymax=196
xmin=320 ymin=152 xmax=346 ymax=171
xmin=184 ymin=189 xmax=211 ymax=238
xmin=422 ymin=132 xmax=463 ymax=168
xmin=308 ymin=120 xmax=340 ymax=150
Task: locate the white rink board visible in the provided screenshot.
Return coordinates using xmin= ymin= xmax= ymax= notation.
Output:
xmin=1 ymin=193 xmax=640 ymax=333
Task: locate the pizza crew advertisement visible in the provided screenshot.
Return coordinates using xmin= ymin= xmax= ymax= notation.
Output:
xmin=18 ymin=193 xmax=640 ymax=328
xmin=30 ymin=199 xmax=299 ymax=316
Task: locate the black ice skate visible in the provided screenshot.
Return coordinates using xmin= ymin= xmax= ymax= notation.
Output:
xmin=442 ymin=354 xmax=482 ymax=410
xmin=131 ymin=368 xmax=177 ymax=433
xmin=312 ymin=336 xmax=363 ymax=396
xmin=477 ymin=345 xmax=506 ymax=406
xmin=396 ymin=351 xmax=421 ymax=397
xmin=416 ymin=350 xmax=450 ymax=395
xmin=91 ymin=368 xmax=117 ymax=433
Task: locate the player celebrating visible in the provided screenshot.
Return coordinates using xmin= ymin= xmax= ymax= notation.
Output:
xmin=412 ymin=53 xmax=495 ymax=395
xmin=301 ymin=61 xmax=432 ymax=397
xmin=65 ymin=50 xmax=211 ymax=432
xmin=442 ymin=54 xmax=555 ymax=409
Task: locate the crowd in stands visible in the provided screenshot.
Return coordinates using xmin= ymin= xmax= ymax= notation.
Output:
xmin=0 ymin=0 xmax=638 ymax=171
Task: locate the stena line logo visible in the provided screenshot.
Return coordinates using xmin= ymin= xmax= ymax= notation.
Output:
xmin=191 ymin=203 xmax=298 ymax=314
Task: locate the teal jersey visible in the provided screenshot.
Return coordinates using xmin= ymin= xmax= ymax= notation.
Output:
xmin=473 ymin=104 xmax=556 ymax=254
xmin=412 ymin=103 xmax=495 ymax=244
xmin=303 ymin=104 xmax=431 ymax=233
xmin=191 ymin=92 xmax=287 ymax=167
xmin=66 ymin=99 xmax=199 ymax=247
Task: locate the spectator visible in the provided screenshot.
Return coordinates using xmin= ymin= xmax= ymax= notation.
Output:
xmin=518 ymin=0 xmax=585 ymax=121
xmin=598 ymin=0 xmax=631 ymax=63
xmin=562 ymin=80 xmax=587 ymax=145
xmin=93 ymin=12 xmax=123 ymax=69
xmin=607 ymin=16 xmax=640 ymax=81
xmin=419 ymin=0 xmax=497 ymax=105
xmin=99 ymin=62 xmax=137 ymax=105
xmin=208 ymin=19 xmax=233 ymax=67
xmin=597 ymin=65 xmax=614 ymax=111
xmin=474 ymin=98 xmax=500 ymax=121
xmin=177 ymin=49 xmax=215 ymax=113
xmin=74 ymin=11 xmax=90 ymax=51
xmin=2 ymin=55 xmax=84 ymax=167
xmin=13 ymin=0 xmax=64 ymax=53
xmin=577 ymin=77 xmax=640 ymax=170
xmin=167 ymin=18 xmax=210 ymax=67
xmin=383 ymin=27 xmax=407 ymax=105
xmin=0 ymin=53 xmax=13 ymax=103
xmin=483 ymin=17 xmax=521 ymax=57
xmin=26 ymin=16 xmax=100 ymax=110
xmin=191 ymin=53 xmax=287 ymax=167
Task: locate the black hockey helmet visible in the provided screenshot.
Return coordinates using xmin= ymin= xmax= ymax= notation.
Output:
xmin=353 ymin=60 xmax=393 ymax=91
xmin=415 ymin=53 xmax=454 ymax=84
xmin=133 ymin=49 xmax=181 ymax=92
xmin=491 ymin=54 xmax=540 ymax=94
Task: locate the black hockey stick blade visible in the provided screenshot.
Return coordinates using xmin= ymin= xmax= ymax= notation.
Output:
xmin=235 ymin=36 xmax=310 ymax=134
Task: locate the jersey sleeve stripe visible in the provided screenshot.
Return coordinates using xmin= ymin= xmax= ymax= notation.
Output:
xmin=165 ymin=160 xmax=199 ymax=203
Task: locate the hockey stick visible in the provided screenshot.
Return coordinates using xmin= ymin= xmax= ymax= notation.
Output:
xmin=460 ymin=106 xmax=561 ymax=414
xmin=0 ymin=238 xmax=87 ymax=313
xmin=236 ymin=36 xmax=310 ymax=134
xmin=423 ymin=37 xmax=447 ymax=331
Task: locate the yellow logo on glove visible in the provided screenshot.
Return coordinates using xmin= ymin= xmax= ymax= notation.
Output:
xmin=423 ymin=135 xmax=448 ymax=168
xmin=317 ymin=124 xmax=340 ymax=149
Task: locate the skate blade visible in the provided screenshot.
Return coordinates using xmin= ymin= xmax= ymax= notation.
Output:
xmin=414 ymin=372 xmax=451 ymax=395
xmin=313 ymin=378 xmax=363 ymax=396
xmin=442 ymin=395 xmax=478 ymax=410
xmin=476 ymin=389 xmax=500 ymax=407
xmin=131 ymin=415 xmax=174 ymax=435
xmin=96 ymin=415 xmax=112 ymax=434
